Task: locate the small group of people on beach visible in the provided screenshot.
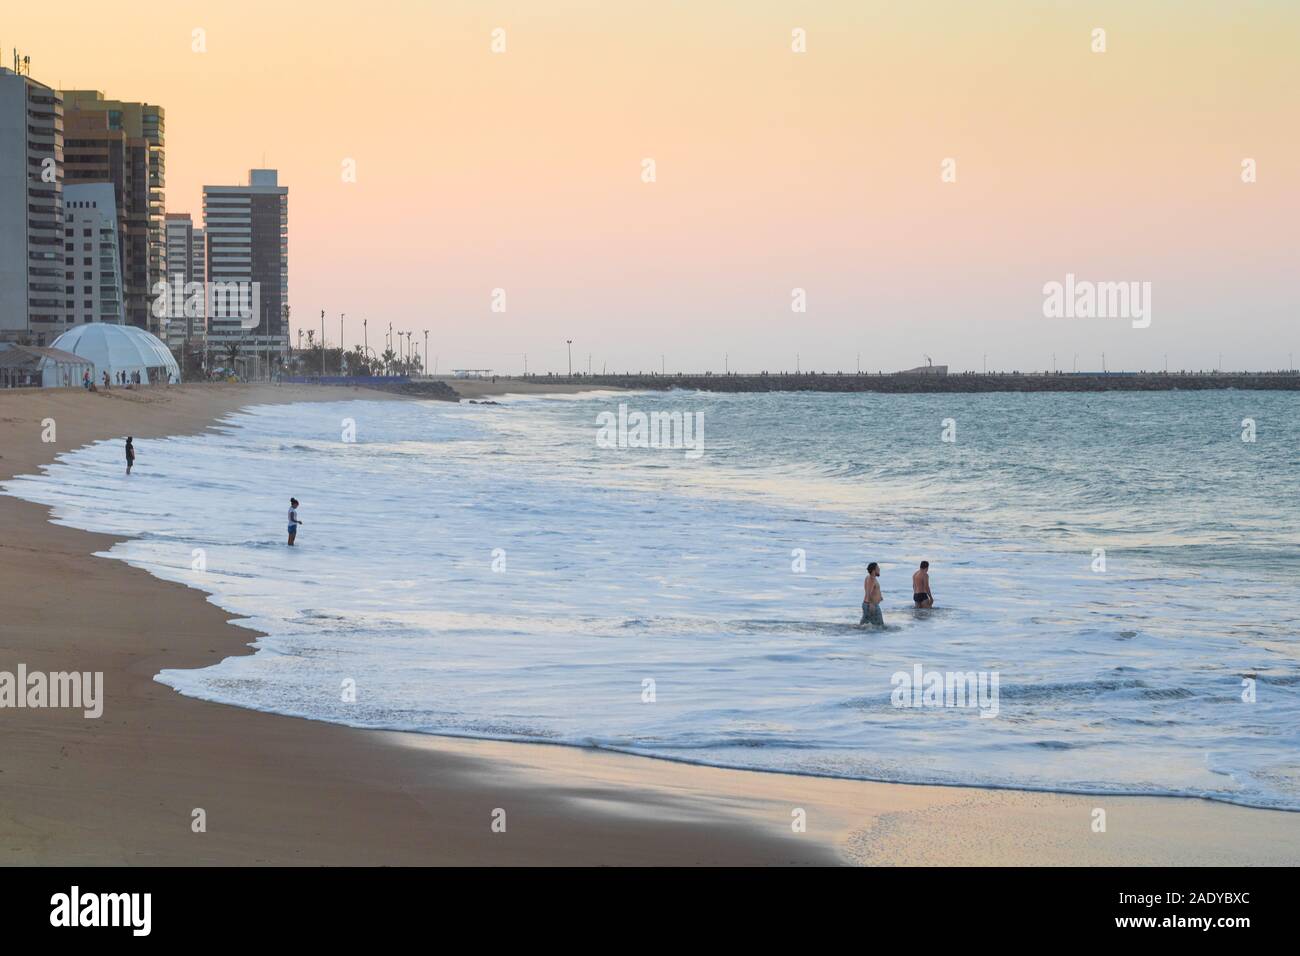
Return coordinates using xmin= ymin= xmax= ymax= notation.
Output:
xmin=97 ymin=369 xmax=157 ymax=389
xmin=860 ymin=560 xmax=933 ymax=627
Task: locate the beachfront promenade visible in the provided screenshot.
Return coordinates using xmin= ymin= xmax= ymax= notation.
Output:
xmin=484 ymin=370 xmax=1300 ymax=394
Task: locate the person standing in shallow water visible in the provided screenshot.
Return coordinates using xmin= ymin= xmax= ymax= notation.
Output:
xmin=287 ymin=498 xmax=302 ymax=546
xmin=125 ymin=437 xmax=135 ymax=475
xmin=860 ymin=562 xmax=884 ymax=627
xmin=912 ymin=560 xmax=934 ymax=608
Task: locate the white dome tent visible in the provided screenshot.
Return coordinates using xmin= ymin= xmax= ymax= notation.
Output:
xmin=50 ymin=323 xmax=181 ymax=385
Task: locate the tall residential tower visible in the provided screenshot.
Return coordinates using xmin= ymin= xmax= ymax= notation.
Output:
xmin=0 ymin=66 xmax=65 ymax=344
xmin=63 ymin=182 xmax=125 ymax=325
xmin=203 ymin=169 xmax=288 ymax=372
xmin=60 ymin=90 xmax=164 ymax=336
xmin=164 ymin=212 xmax=205 ymax=355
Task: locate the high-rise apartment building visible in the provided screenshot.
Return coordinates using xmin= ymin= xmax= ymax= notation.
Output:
xmin=0 ymin=66 xmax=65 ymax=345
xmin=203 ymin=169 xmax=288 ymax=371
xmin=164 ymin=212 xmax=205 ymax=352
xmin=60 ymin=90 xmax=164 ymax=337
xmin=192 ymin=227 xmax=206 ymax=287
xmin=63 ymin=183 xmax=124 ymax=326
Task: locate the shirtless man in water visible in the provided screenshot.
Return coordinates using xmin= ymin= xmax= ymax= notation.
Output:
xmin=860 ymin=562 xmax=884 ymax=627
xmin=912 ymin=560 xmax=934 ymax=608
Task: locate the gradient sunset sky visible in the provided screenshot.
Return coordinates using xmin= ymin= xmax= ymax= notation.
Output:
xmin=11 ymin=0 xmax=1299 ymax=372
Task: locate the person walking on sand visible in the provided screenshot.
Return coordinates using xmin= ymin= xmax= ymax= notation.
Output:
xmin=912 ymin=560 xmax=934 ymax=608
xmin=860 ymin=562 xmax=884 ymax=627
xmin=125 ymin=437 xmax=135 ymax=475
xmin=287 ymin=498 xmax=303 ymax=546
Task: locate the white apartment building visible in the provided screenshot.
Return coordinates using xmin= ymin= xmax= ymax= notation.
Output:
xmin=63 ymin=183 xmax=124 ymax=326
xmin=164 ymin=212 xmax=205 ymax=352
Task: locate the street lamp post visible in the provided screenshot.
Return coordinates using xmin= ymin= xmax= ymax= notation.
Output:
xmin=566 ymin=339 xmax=573 ymax=376
xmin=423 ymin=330 xmax=429 ymax=375
xmin=320 ymin=310 xmax=325 ymax=376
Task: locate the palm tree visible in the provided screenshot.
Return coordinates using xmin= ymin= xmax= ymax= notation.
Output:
xmin=343 ymin=345 xmax=369 ymax=376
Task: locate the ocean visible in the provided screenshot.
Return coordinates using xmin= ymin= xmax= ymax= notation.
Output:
xmin=5 ymin=389 xmax=1298 ymax=810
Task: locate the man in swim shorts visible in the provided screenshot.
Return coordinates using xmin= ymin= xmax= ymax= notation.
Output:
xmin=912 ymin=560 xmax=934 ymax=608
xmin=287 ymin=497 xmax=302 ymax=546
xmin=860 ymin=562 xmax=884 ymax=627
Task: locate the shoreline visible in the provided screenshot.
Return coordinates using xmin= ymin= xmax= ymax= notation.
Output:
xmin=1 ymin=383 xmax=1297 ymax=865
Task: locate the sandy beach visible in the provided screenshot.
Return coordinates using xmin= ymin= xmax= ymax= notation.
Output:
xmin=1 ymin=383 xmax=1296 ymax=866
